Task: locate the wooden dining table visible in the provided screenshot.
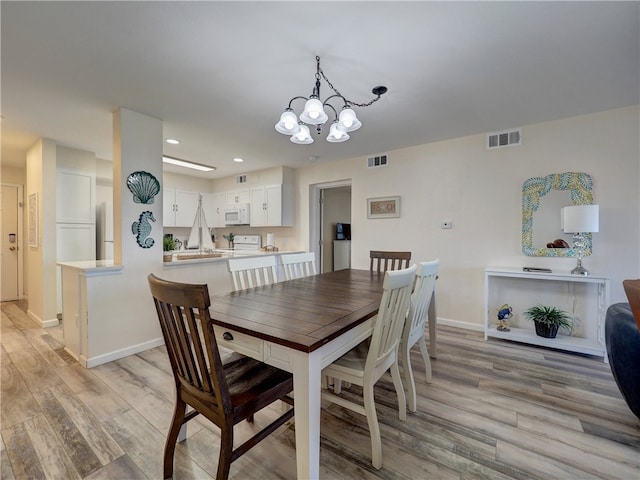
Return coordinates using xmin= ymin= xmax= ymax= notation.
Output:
xmin=209 ymin=268 xmax=386 ymax=479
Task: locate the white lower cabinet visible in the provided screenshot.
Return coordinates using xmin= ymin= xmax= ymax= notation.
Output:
xmin=484 ymin=267 xmax=609 ymax=362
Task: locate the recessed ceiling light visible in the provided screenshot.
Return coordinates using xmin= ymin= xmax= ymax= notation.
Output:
xmin=162 ymin=155 xmax=215 ymax=172
xmin=233 ymin=157 xmax=244 ymax=163
xmin=165 ymin=138 xmax=180 ymax=145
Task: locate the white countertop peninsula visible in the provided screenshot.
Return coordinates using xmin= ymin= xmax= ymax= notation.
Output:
xmin=58 ymin=249 xmax=303 ymax=368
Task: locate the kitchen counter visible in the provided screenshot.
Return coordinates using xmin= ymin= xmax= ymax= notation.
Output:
xmin=162 ymin=248 xmax=303 ymax=267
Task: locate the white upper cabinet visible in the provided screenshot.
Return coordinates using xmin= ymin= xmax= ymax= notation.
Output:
xmin=225 ymin=188 xmax=250 ymax=208
xmin=250 ymin=184 xmax=293 ymax=227
xmin=57 ymin=169 xmax=95 ymax=223
xmin=201 ymin=191 xmax=226 ymax=229
xmin=163 ymin=188 xmax=199 ymax=227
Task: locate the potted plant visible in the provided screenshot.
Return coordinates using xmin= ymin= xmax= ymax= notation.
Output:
xmin=223 ymin=232 xmax=235 ymax=249
xmin=524 ymin=304 xmax=572 ymax=338
xmin=163 ymin=236 xmax=177 ymax=261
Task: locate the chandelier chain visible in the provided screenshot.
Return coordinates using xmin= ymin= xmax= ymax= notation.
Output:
xmin=319 ymin=68 xmax=383 ymax=108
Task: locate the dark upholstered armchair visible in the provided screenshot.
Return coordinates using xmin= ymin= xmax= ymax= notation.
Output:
xmin=605 ymin=280 xmax=640 ymax=420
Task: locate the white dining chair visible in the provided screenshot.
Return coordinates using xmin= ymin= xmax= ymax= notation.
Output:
xmin=280 ymin=252 xmax=317 ymax=281
xmin=399 ymin=259 xmax=439 ymax=413
xmin=321 ymin=265 xmax=416 ymax=470
xmin=227 ymin=255 xmax=278 ymax=291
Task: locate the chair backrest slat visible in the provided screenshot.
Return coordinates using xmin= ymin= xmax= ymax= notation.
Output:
xmin=148 ymin=274 xmax=230 ymax=417
xmin=366 ymin=265 xmax=416 ymax=374
xmin=369 ymin=250 xmax=412 ymax=273
xmin=281 ymin=252 xmax=317 ymax=281
xmin=406 ymin=260 xmax=439 ymax=342
xmin=228 ymin=255 xmax=278 ymax=291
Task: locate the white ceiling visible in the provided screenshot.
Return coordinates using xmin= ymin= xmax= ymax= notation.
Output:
xmin=2 ymin=1 xmax=638 ymax=179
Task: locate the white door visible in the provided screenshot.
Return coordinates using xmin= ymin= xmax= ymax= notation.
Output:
xmin=1 ymin=185 xmax=20 ymax=301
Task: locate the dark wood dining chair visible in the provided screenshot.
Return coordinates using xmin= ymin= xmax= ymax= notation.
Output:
xmin=147 ymin=274 xmax=294 ymax=480
xmin=369 ymin=250 xmax=412 ymax=273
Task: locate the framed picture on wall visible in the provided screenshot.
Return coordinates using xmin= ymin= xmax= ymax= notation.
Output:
xmin=28 ymin=192 xmax=38 ymax=247
xmin=367 ymin=196 xmax=400 ymax=219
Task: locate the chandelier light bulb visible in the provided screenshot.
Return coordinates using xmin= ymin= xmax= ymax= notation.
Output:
xmin=275 ymin=109 xmax=300 ymax=135
xmin=291 ymin=124 xmax=313 ymax=144
xmin=300 ymin=97 xmax=328 ymax=125
xmin=338 ymin=107 xmax=362 ymax=132
xmin=326 ymin=122 xmax=350 ymax=143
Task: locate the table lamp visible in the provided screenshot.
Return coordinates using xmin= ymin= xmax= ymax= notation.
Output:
xmin=561 ymin=205 xmax=599 ymax=275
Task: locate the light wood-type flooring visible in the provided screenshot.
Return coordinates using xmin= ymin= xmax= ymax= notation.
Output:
xmin=2 ymin=300 xmax=639 ymax=479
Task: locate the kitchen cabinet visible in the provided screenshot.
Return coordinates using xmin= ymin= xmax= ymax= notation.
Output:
xmin=163 ymin=188 xmax=199 ymax=227
xmin=250 ymin=184 xmax=294 ymax=227
xmin=484 ymin=267 xmax=609 ymax=362
xmin=202 ymin=192 xmax=226 ymax=228
xmin=225 ymin=189 xmax=250 ymax=208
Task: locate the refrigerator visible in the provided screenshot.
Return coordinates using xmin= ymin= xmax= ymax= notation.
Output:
xmin=97 ymin=201 xmax=114 ymax=260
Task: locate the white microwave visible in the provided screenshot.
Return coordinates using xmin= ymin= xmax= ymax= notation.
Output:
xmin=224 ymin=204 xmax=250 ymax=225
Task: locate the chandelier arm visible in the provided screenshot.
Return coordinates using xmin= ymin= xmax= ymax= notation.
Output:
xmin=319 ymin=62 xmax=385 ymax=107
xmin=287 ymin=96 xmax=309 ymax=110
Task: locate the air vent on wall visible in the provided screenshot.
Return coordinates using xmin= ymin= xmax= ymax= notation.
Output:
xmin=236 ymin=174 xmax=247 ymax=184
xmin=487 ymin=128 xmax=521 ymax=149
xmin=367 ymin=154 xmax=388 ymax=168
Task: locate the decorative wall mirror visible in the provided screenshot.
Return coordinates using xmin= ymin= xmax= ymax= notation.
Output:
xmin=522 ymin=172 xmax=594 ymax=257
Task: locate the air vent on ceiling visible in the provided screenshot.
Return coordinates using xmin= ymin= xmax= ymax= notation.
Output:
xmin=487 ymin=128 xmax=521 ymax=149
xmin=236 ymin=174 xmax=247 ymax=184
xmin=367 ymin=154 xmax=388 ymax=168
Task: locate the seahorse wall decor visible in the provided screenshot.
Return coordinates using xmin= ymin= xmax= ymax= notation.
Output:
xmin=132 ymin=211 xmax=156 ymax=248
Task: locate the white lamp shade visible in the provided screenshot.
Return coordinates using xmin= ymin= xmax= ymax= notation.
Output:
xmin=299 ymin=97 xmax=328 ymax=125
xmin=338 ymin=107 xmax=362 ymax=132
xmin=275 ymin=110 xmax=300 ymax=135
xmin=290 ymin=124 xmax=313 ymax=144
xmin=326 ymin=122 xmax=350 ymax=143
xmin=562 ymin=205 xmax=599 ymax=233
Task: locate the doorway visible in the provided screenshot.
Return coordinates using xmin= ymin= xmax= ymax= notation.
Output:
xmin=309 ymin=180 xmax=352 ymax=273
xmin=1 ymin=184 xmax=23 ymax=301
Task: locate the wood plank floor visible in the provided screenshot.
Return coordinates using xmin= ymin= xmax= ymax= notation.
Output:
xmin=2 ymin=300 xmax=638 ymax=479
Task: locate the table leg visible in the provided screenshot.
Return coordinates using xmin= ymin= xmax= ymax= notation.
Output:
xmin=428 ymin=289 xmax=437 ymax=358
xmin=291 ymin=349 xmax=322 ymax=480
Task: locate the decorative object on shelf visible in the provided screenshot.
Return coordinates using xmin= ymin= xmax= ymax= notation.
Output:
xmin=497 ymin=304 xmax=513 ymax=331
xmin=126 ymin=171 xmax=160 ymax=204
xmin=524 ymin=305 xmax=572 ymax=338
xmin=275 ymin=56 xmax=387 ymax=144
xmin=223 ymin=232 xmax=235 ymax=249
xmin=163 ymin=235 xmax=177 ymax=261
xmin=367 ymin=196 xmax=400 ymax=219
xmin=132 ymin=211 xmax=156 ymax=248
xmin=546 ymin=238 xmax=570 ymax=249
xmin=562 ymin=204 xmax=599 ymax=276
xmin=522 ymin=172 xmax=593 ymax=257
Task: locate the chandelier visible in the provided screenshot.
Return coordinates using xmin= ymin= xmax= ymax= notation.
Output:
xmin=275 ymin=56 xmax=387 ymax=144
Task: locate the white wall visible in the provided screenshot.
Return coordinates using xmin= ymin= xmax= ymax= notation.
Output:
xmin=294 ymin=106 xmax=640 ymax=329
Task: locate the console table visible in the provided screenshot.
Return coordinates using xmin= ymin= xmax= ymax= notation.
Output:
xmin=484 ymin=267 xmax=609 ymax=362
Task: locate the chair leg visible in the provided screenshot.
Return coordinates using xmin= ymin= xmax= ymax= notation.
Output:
xmin=390 ymin=362 xmax=407 ymax=421
xmin=164 ymin=397 xmax=187 ymax=479
xmin=418 ymin=337 xmax=432 ymax=384
xmin=216 ymin=423 xmax=234 ymax=480
xmin=402 ymin=341 xmax=417 ymax=413
xmin=363 ymin=383 xmax=383 ymax=470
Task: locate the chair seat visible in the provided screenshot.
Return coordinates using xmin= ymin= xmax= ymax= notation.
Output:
xmin=223 ymin=353 xmax=294 ymax=420
xmin=325 ymin=339 xmax=371 ymax=379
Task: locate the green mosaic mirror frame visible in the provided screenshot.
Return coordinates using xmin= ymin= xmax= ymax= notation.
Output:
xmin=522 ymin=172 xmax=594 ymax=257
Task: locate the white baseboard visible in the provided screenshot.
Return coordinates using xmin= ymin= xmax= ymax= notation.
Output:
xmin=27 ymin=309 xmax=60 ymax=328
xmin=437 ymin=317 xmax=484 ymax=332
xmin=84 ymin=337 xmax=165 ymax=368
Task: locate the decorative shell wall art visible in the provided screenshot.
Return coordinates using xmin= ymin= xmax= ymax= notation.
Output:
xmin=132 ymin=210 xmax=156 ymax=248
xmin=126 ymin=171 xmax=160 ymax=204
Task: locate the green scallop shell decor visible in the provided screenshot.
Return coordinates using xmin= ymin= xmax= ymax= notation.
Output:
xmin=127 ymin=171 xmax=160 ymax=204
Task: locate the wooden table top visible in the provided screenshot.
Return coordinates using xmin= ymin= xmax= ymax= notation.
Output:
xmin=210 ymin=269 xmax=385 ymax=353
